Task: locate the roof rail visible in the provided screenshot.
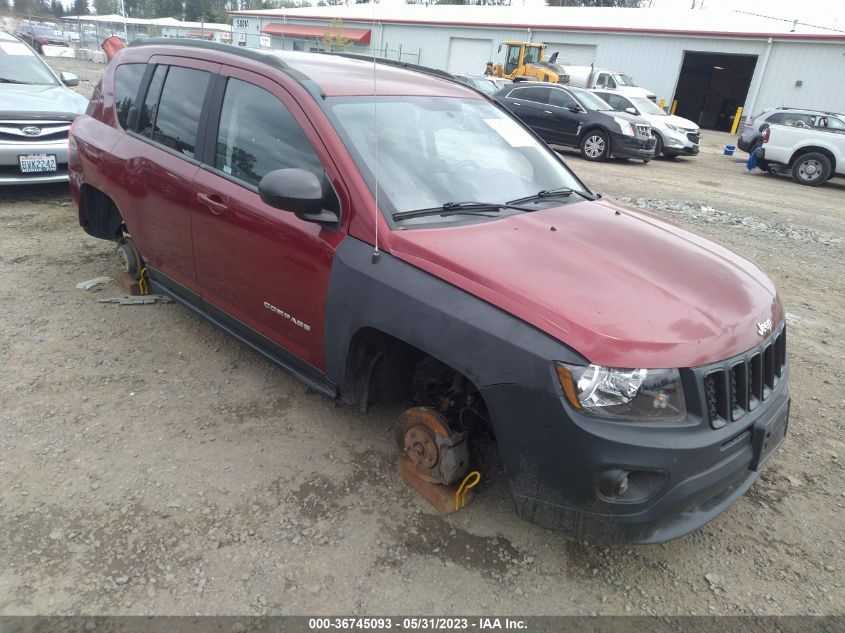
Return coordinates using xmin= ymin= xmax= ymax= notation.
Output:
xmin=129 ymin=38 xmax=290 ymax=70
xmin=126 ymin=38 xmax=324 ymax=99
xmin=327 ymin=52 xmax=502 ymax=101
xmin=328 ymin=52 xmax=456 ymax=82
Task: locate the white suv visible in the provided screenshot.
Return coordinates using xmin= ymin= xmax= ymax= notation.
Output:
xmin=594 ymin=90 xmax=699 ymax=158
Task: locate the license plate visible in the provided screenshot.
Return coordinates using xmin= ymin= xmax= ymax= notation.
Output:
xmin=18 ymin=154 xmax=57 ymax=174
xmin=751 ymin=399 xmax=789 ymax=470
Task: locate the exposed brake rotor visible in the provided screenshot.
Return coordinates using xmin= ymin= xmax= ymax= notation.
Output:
xmin=395 ymin=406 xmax=469 ymax=486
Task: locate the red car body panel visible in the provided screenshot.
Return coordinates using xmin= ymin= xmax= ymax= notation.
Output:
xmin=190 ymin=65 xmax=349 ymax=368
xmin=389 ymin=198 xmax=783 ymax=369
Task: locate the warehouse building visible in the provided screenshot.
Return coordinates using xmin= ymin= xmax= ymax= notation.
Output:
xmin=228 ymin=5 xmax=845 ymax=129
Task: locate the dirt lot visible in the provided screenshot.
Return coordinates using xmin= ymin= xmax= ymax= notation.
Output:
xmin=1 ymin=58 xmax=843 ymax=617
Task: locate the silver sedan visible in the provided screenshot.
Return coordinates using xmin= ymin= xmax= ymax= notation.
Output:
xmin=0 ymin=31 xmax=89 ymax=185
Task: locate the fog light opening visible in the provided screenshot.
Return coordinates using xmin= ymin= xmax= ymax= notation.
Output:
xmin=598 ymin=469 xmax=630 ymax=499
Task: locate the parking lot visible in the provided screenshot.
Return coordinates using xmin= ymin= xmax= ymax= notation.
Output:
xmin=0 ymin=57 xmax=843 ymax=616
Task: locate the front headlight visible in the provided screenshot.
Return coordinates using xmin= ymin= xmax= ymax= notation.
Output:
xmin=556 ymin=363 xmax=686 ymax=421
xmin=613 ymin=117 xmax=635 ymax=136
xmin=665 ymin=123 xmax=694 ymax=135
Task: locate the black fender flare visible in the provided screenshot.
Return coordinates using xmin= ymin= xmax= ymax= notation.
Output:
xmin=323 ymin=237 xmax=587 ymax=396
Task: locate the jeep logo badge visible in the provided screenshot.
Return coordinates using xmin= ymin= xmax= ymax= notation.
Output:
xmin=22 ymin=126 xmax=41 ymax=136
xmin=757 ymin=318 xmax=773 ymax=337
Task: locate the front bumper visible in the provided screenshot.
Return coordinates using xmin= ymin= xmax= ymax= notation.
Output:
xmin=0 ymin=139 xmax=70 ymax=185
xmin=611 ymin=132 xmax=656 ymax=159
xmin=481 ymin=339 xmax=789 ymax=543
xmin=662 ymin=129 xmax=699 ymax=155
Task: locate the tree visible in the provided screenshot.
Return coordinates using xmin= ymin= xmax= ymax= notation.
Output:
xmin=71 ymin=0 xmax=90 ymax=14
xmin=0 ymin=0 xmax=10 ymax=14
xmin=92 ymin=0 xmax=119 ymax=13
xmin=49 ymin=0 xmax=63 ymax=15
xmin=152 ymin=0 xmax=182 ymax=18
xmin=322 ymin=17 xmax=350 ymax=51
xmin=184 ymin=0 xmax=201 ymax=20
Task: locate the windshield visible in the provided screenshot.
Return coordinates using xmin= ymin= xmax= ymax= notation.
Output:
xmin=614 ymin=73 xmax=637 ymax=86
xmin=572 ymin=90 xmax=613 ymax=112
xmin=326 ymin=96 xmax=587 ymax=225
xmin=0 ymin=40 xmax=58 ymax=85
xmin=630 ymin=96 xmax=666 ymax=116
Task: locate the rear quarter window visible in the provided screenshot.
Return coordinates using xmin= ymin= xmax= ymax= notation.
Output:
xmin=114 ymin=63 xmax=145 ymax=129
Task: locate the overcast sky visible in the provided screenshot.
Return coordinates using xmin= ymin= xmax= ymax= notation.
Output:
xmin=649 ymin=0 xmax=844 ymax=28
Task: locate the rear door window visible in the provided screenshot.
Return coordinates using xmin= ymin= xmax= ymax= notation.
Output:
xmin=142 ymin=66 xmax=210 ymax=157
xmin=214 ymin=78 xmax=323 ymax=187
xmin=138 ymin=65 xmax=167 ymax=139
xmin=114 ymin=63 xmax=145 ymax=129
xmin=515 ymin=86 xmax=550 ymax=105
xmin=549 ymin=89 xmax=578 ymax=109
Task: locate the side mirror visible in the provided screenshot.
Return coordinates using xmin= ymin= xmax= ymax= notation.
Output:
xmin=258 ymin=168 xmax=338 ymax=225
xmin=567 ymin=105 xmax=582 ymax=113
xmin=625 ymin=107 xmax=637 ymax=115
xmin=60 ymin=72 xmax=79 ymax=87
xmin=497 ymin=44 xmax=502 ymax=53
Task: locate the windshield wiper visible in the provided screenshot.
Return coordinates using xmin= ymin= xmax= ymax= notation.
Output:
xmin=508 ymin=186 xmax=595 ymax=204
xmin=392 ymin=201 xmax=536 ymax=221
xmin=0 ymin=78 xmax=29 ymax=84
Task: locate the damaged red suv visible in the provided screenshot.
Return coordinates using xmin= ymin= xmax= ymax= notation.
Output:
xmin=69 ymin=40 xmax=789 ymax=543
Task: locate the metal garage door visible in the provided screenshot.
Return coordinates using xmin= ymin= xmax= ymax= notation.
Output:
xmin=543 ymin=43 xmax=597 ymax=66
xmin=447 ymin=38 xmax=493 ymax=75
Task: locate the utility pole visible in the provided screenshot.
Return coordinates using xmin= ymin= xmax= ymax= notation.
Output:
xmin=119 ymin=0 xmax=128 ymax=41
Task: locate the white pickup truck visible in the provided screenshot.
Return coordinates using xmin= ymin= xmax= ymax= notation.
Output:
xmin=757 ymin=123 xmax=845 ymax=186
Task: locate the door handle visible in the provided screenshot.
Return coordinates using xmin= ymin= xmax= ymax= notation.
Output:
xmin=544 ymin=110 xmax=553 ymax=114
xmin=197 ymin=192 xmax=228 ymax=215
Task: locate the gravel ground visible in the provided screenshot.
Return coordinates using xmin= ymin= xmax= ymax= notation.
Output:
xmin=0 ymin=58 xmax=843 ymax=617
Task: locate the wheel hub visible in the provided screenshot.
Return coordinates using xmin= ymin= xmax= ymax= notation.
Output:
xmin=395 ymin=407 xmax=469 ymax=486
xmin=585 ymin=136 xmax=604 ymax=157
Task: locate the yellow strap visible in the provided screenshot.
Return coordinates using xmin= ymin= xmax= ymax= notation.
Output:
xmin=137 ymin=266 xmax=149 ymax=296
xmin=454 ymin=470 xmax=481 ymax=512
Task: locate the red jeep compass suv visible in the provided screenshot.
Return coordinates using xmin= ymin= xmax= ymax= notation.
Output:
xmin=69 ymin=40 xmax=789 ymax=543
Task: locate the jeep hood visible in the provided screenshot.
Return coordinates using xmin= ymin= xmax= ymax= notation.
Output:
xmin=388 ymin=198 xmax=782 ymax=369
xmin=0 ymin=84 xmax=88 ymax=117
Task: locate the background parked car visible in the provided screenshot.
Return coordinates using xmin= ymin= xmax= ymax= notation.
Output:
xmin=452 ymin=74 xmax=499 ymax=95
xmin=561 ymin=64 xmax=656 ymax=101
xmin=594 ymin=90 xmax=700 ymax=158
xmin=494 ymin=82 xmax=656 ymax=162
xmin=13 ymin=24 xmax=67 ymax=53
xmin=486 ymin=76 xmax=512 ymax=91
xmin=0 ymin=31 xmax=87 ymax=185
xmin=738 ymin=107 xmax=845 ymax=154
xmin=756 ymin=123 xmax=845 ymax=186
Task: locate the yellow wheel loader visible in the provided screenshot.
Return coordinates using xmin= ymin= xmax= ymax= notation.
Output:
xmin=485 ymin=42 xmax=570 ymax=84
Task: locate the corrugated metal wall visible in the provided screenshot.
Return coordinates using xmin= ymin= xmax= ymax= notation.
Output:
xmin=751 ymin=41 xmax=845 ymax=115
xmin=240 ymin=16 xmax=844 ymax=115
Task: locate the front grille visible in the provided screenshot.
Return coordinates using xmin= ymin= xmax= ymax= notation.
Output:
xmin=686 ymin=131 xmax=700 ymax=144
xmin=0 ymin=121 xmax=71 ymax=144
xmin=702 ymin=325 xmax=786 ymax=429
xmin=635 ymin=124 xmax=652 ymax=138
xmin=0 ymin=130 xmax=68 ymax=142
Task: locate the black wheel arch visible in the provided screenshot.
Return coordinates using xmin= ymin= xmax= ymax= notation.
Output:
xmin=78 ymin=185 xmax=125 ymax=240
xmin=579 ymin=126 xmax=612 ymax=152
xmin=789 ymin=146 xmax=836 ymax=173
xmin=324 ymin=238 xmax=587 ymax=410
